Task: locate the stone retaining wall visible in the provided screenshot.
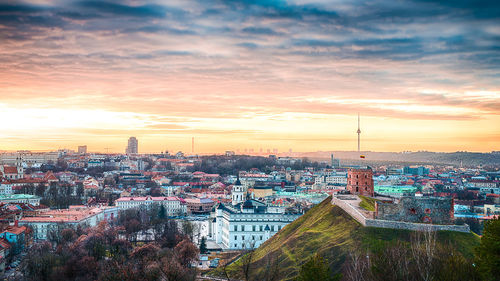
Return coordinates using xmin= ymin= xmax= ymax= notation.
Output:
xmin=331 ymin=197 xmax=366 ymax=225
xmin=331 ymin=196 xmax=470 ymax=233
xmin=365 ymin=218 xmax=470 ymax=233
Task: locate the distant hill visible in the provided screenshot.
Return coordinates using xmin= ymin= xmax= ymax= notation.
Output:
xmin=210 ymin=197 xmax=480 ymax=280
xmin=296 ymin=151 xmax=500 ymax=166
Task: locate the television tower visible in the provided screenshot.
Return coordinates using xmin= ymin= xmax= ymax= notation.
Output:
xmin=357 ymin=113 xmax=361 ymax=152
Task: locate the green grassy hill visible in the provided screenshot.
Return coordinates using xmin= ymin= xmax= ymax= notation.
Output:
xmin=210 ymin=196 xmax=480 ymax=281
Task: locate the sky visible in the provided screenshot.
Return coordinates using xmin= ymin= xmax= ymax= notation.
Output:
xmin=0 ymin=0 xmax=499 ymax=153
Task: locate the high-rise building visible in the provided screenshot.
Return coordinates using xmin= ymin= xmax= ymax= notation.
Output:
xmin=126 ymin=137 xmax=138 ymax=154
xmin=78 ymin=145 xmax=87 ymax=154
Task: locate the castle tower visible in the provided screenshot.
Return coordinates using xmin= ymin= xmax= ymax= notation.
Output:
xmin=347 ymin=167 xmax=374 ymax=197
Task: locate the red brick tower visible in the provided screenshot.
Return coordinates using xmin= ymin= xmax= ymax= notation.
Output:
xmin=347 ymin=167 xmax=374 ymax=197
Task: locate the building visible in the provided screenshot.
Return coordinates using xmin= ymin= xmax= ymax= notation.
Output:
xmin=78 ymin=145 xmax=87 ymax=154
xmin=403 ymin=166 xmax=429 ymax=176
xmin=126 ymin=137 xmax=138 ymax=154
xmin=0 ymin=181 xmax=13 ymax=195
xmin=210 ymin=199 xmax=302 ymax=250
xmin=0 ymin=151 xmax=58 ymax=166
xmin=0 ymin=194 xmax=41 ymax=206
xmin=231 ymin=177 xmax=246 ymax=206
xmin=0 ymin=165 xmax=23 ymax=180
xmin=0 ymin=224 xmax=28 ymax=254
xmin=347 ymin=167 xmax=374 ymax=197
xmin=375 ymin=196 xmax=454 ymax=224
xmin=115 ymin=196 xmax=187 ymax=215
xmin=252 ymin=185 xmax=274 ymax=198
xmin=484 ymin=204 xmax=500 ymax=215
xmin=185 ymin=198 xmax=216 ymax=214
xmin=19 ymin=206 xmax=119 ymax=241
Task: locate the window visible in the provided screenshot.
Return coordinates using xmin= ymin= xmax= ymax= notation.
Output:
xmin=241 ymin=225 xmax=245 ymax=231
xmin=252 ymin=225 xmax=256 ymax=231
xmin=425 ymin=208 xmax=431 ymax=214
xmin=234 ymin=225 xmax=237 ymax=231
xmin=260 ymin=225 xmax=263 ymax=231
xmin=234 ymin=235 xmax=237 ymax=240
xmin=278 ymin=225 xmax=282 ymax=231
xmin=409 ymin=208 xmax=416 ymax=215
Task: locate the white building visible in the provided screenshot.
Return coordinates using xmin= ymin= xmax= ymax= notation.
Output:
xmin=0 ymin=151 xmax=58 ymax=166
xmin=210 ymin=199 xmax=302 ymax=250
xmin=231 ymin=178 xmax=246 ymax=206
xmin=0 ymin=194 xmax=41 ymax=206
xmin=0 ymin=181 xmax=13 ymax=195
xmin=19 ymin=206 xmax=119 ymax=240
xmin=115 ymin=196 xmax=187 ymax=215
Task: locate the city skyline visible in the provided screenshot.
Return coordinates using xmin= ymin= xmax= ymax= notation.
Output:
xmin=0 ymin=0 xmax=499 ymax=153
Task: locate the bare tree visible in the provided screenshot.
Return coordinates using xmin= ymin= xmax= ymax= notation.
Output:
xmin=240 ymin=241 xmax=256 ymax=281
xmin=410 ymin=226 xmax=437 ymax=281
xmin=344 ymin=250 xmax=370 ymax=281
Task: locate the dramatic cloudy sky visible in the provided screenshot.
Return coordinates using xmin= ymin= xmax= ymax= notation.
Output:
xmin=0 ymin=0 xmax=499 ymax=153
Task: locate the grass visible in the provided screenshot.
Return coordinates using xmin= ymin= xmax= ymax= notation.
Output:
xmin=359 ymin=195 xmax=377 ymax=211
xmin=208 ymin=196 xmax=480 ymax=281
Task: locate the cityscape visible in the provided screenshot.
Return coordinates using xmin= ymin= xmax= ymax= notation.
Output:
xmin=0 ymin=1 xmax=499 ymax=281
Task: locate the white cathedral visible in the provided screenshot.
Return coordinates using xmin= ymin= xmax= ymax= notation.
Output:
xmin=209 ymin=177 xmax=302 ymax=250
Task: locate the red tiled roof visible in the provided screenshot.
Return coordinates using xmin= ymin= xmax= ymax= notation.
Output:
xmin=2 ymin=167 xmax=18 ymax=174
xmin=3 ymin=226 xmax=26 ymax=235
xmin=0 ymin=239 xmax=11 ymax=249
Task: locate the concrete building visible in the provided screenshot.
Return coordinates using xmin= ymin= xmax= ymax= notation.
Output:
xmin=347 ymin=167 xmax=374 ymax=197
xmin=185 ymin=198 xmax=216 ymax=214
xmin=0 ymin=181 xmax=12 ymax=195
xmin=126 ymin=137 xmax=138 ymax=154
xmin=0 ymin=194 xmax=41 ymax=206
xmin=0 ymin=151 xmax=58 ymax=166
xmin=78 ymin=145 xmax=87 ymax=154
xmin=115 ymin=196 xmax=187 ymax=215
xmin=210 ymin=199 xmax=302 ymax=250
xmin=19 ymin=206 xmax=119 ymax=241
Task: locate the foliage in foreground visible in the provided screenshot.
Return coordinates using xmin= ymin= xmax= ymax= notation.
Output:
xmin=475 ymin=217 xmax=500 ymax=281
xmin=21 ymin=212 xmax=199 ymax=281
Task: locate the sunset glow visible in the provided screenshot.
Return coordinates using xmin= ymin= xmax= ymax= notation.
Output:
xmin=0 ymin=0 xmax=498 ymax=153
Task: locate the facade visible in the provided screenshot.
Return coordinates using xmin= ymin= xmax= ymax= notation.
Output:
xmin=19 ymin=206 xmax=119 ymax=241
xmin=115 ymin=196 xmax=187 ymax=215
xmin=78 ymin=145 xmax=87 ymax=154
xmin=0 ymin=194 xmax=41 ymax=206
xmin=231 ymin=178 xmax=246 ymax=206
xmin=0 ymin=181 xmax=13 ymax=195
xmin=403 ymin=166 xmax=429 ymax=176
xmin=375 ymin=196 xmax=454 ymax=224
xmin=185 ymin=198 xmax=216 ymax=214
xmin=126 ymin=137 xmax=138 ymax=154
xmin=0 ymin=151 xmax=58 ymax=166
xmin=210 ymin=199 xmax=302 ymax=250
xmin=0 ymin=225 xmax=28 ymax=254
xmin=0 ymin=165 xmax=23 ymax=180
xmin=347 ymin=167 xmax=374 ymax=196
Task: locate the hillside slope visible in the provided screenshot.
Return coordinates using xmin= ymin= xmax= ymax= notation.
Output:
xmin=211 ymin=196 xmax=480 ymax=280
